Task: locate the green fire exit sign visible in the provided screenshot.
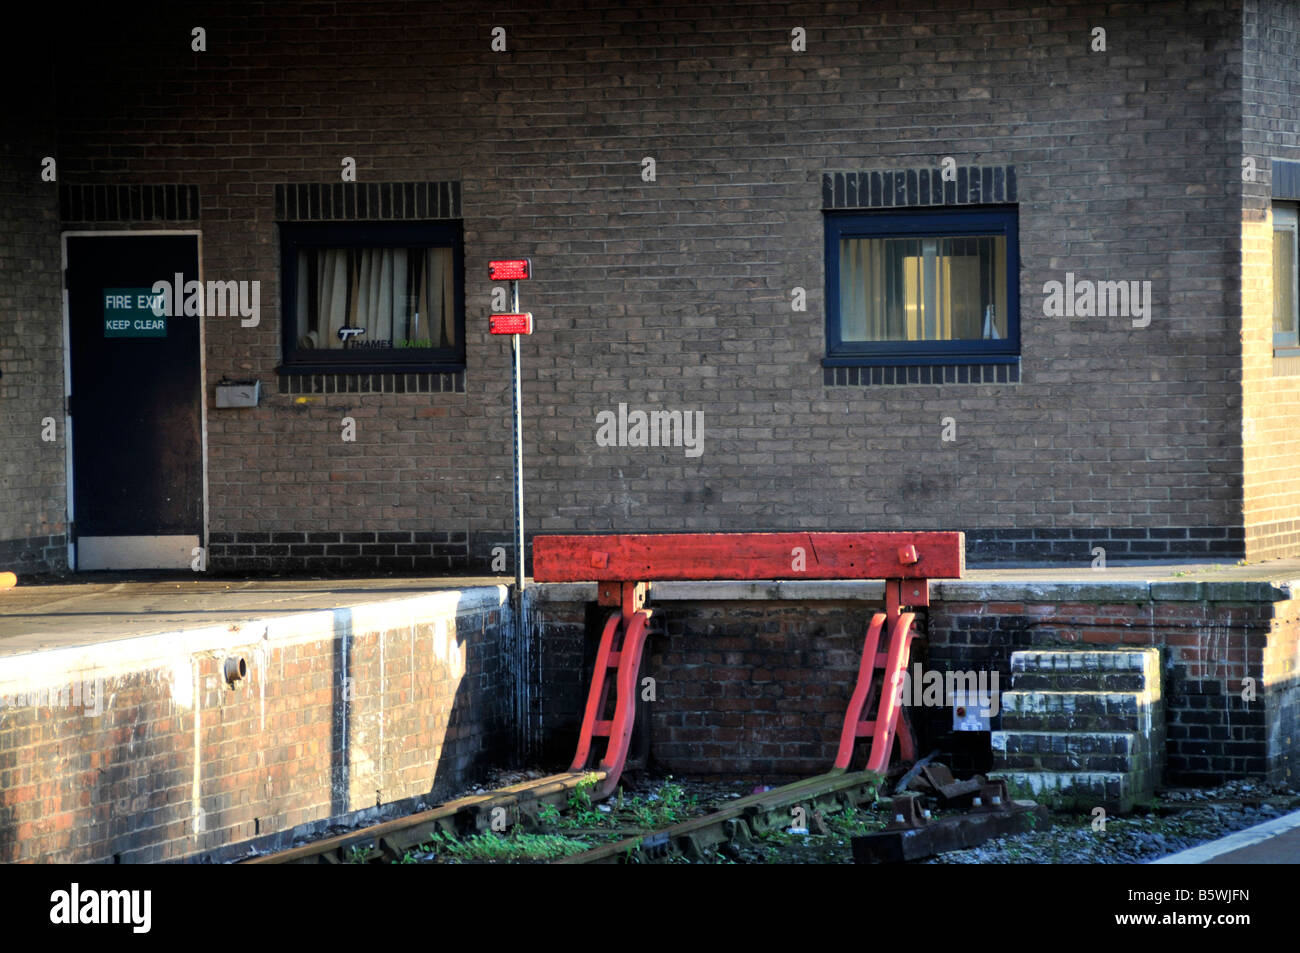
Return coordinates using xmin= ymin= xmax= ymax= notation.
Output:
xmin=103 ymin=288 xmax=167 ymax=338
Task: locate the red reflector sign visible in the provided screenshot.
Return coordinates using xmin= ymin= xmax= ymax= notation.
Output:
xmin=490 ymin=313 xmax=533 ymax=335
xmin=488 ymin=259 xmax=531 ymax=281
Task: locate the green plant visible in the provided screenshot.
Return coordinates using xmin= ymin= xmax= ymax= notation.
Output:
xmin=537 ymin=777 xmax=700 ymax=832
xmin=630 ymin=780 xmax=696 ymax=827
xmin=569 ymin=776 xmax=596 ymax=812
xmin=345 ymin=845 xmax=372 ymax=864
xmin=551 ymin=773 xmax=605 ymax=826
xmin=410 ymin=830 xmax=592 ymax=862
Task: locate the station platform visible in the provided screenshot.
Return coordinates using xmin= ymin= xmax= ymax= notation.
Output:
xmin=1152 ymin=810 xmax=1300 ymax=864
xmin=1 ymin=557 xmax=1297 ymax=863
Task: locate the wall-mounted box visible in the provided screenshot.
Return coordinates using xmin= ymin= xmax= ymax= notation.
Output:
xmin=215 ymin=379 xmax=260 ymax=408
xmin=952 ymin=691 xmax=994 ymax=732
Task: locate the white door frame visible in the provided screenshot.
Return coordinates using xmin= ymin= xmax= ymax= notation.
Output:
xmin=60 ymin=229 xmax=209 ymax=571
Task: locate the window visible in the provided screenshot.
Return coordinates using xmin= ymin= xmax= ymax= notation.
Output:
xmin=279 ymin=222 xmax=464 ymax=371
xmin=1274 ymin=204 xmax=1298 ymax=353
xmin=824 ymin=207 xmax=1019 ymax=365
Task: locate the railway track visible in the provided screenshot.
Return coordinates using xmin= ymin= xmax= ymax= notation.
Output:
xmin=1146 ymin=794 xmax=1300 ymax=815
xmin=555 ymin=770 xmax=881 ymax=864
xmin=244 ymin=770 xmax=606 ymax=864
xmin=244 ymin=769 xmax=885 ymax=864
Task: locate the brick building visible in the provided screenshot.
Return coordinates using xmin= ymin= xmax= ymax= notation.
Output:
xmin=2 ymin=0 xmax=1299 ymax=575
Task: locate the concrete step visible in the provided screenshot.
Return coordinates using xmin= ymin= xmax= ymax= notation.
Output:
xmin=1009 ymin=649 xmax=1160 ymax=694
xmin=1009 ymin=670 xmax=1147 ymax=692
xmin=999 ymin=690 xmax=1155 ymax=734
xmin=992 ymin=730 xmax=1140 ymax=773
xmin=994 ymin=648 xmax=1164 ymax=814
xmin=992 ymin=770 xmax=1144 ymax=813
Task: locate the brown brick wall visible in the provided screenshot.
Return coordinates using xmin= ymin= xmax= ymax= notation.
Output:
xmin=27 ymin=1 xmax=1253 ymax=568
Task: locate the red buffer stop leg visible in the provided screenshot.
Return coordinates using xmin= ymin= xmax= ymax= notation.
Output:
xmin=833 ymin=579 xmax=923 ymax=773
xmin=570 ymin=583 xmax=653 ymax=800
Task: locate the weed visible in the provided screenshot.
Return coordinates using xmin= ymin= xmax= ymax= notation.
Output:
xmin=539 ymin=777 xmax=699 ymax=831
xmin=404 ymin=829 xmax=592 ymax=863
xmin=536 ymin=802 xmax=561 ymax=825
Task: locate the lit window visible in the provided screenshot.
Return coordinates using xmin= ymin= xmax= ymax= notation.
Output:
xmin=825 ymin=207 xmax=1019 ymax=365
xmin=1275 ymin=204 xmax=1298 ymax=352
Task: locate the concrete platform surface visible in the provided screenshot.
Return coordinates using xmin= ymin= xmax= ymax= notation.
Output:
xmin=0 ymin=575 xmax=505 ymax=656
xmin=1 ymin=557 xmax=1299 ymax=657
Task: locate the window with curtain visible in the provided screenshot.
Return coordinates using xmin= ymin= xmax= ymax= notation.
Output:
xmin=279 ymin=222 xmax=464 ymax=370
xmin=824 ymin=207 xmax=1019 ymax=365
xmin=1275 ymin=204 xmax=1298 ymax=352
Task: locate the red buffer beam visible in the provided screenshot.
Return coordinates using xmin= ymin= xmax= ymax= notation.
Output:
xmin=533 ymin=532 xmax=964 ymax=583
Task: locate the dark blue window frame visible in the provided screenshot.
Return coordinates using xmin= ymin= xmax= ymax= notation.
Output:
xmin=823 ymin=205 xmax=1020 ymax=366
xmin=278 ymin=221 xmax=466 ymax=374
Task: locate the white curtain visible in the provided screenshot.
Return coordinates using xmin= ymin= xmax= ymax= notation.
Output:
xmin=349 ymin=248 xmax=403 ymax=345
xmin=298 ymin=246 xmax=455 ymax=349
xmin=840 ymin=237 xmax=917 ymax=342
xmin=418 ymin=247 xmax=455 ymax=347
xmin=839 ymin=235 xmax=1004 ymax=343
xmin=298 ymin=248 xmax=350 ymax=348
xmin=1276 ymin=213 xmax=1297 ymax=339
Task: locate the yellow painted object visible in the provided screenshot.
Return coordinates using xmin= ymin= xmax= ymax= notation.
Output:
xmin=0 ymin=571 xmax=16 ymax=590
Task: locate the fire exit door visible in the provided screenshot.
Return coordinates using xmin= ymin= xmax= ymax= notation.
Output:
xmin=64 ymin=234 xmax=204 ymax=569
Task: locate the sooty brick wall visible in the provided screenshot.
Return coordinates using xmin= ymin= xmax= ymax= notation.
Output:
xmin=539 ymin=586 xmax=1300 ymax=786
xmin=926 ymin=590 xmax=1300 ymax=786
xmin=645 ymin=602 xmax=873 ymax=780
xmin=529 ymin=590 xmax=604 ymax=767
xmin=23 ymin=0 xmax=1258 ymax=570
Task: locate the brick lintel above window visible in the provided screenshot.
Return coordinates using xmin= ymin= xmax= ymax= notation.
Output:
xmin=823 ymin=165 xmax=1017 ymax=210
xmin=274 ymin=181 xmax=460 ymax=222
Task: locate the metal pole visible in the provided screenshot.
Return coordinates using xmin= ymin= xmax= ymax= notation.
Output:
xmin=508 ymin=279 xmax=529 ymax=759
xmin=510 ymin=279 xmax=525 ymax=596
